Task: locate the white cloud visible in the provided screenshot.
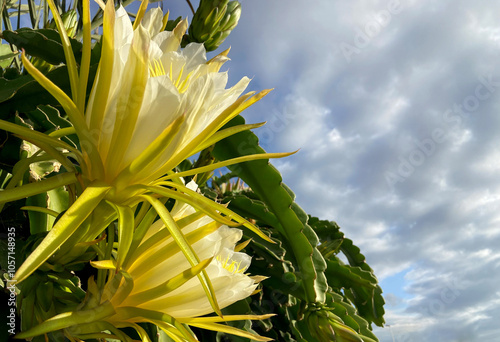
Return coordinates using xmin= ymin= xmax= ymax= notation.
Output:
xmin=217 ymin=0 xmax=500 ymax=340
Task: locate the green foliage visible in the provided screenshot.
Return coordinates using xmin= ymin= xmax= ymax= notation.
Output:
xmin=3 ymin=28 xmax=83 ymax=65
xmin=338 ymin=238 xmax=386 ymax=327
xmin=308 ymin=217 xmax=386 ymax=327
xmin=0 ymin=43 xmax=17 ymax=68
xmin=199 ymin=183 xmax=385 ymax=341
xmin=0 ymin=63 xmax=98 ymax=118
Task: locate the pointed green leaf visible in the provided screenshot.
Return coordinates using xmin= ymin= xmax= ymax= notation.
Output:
xmin=189 ymin=322 xmax=272 ymax=341
xmin=90 ymin=259 xmax=116 ymax=270
xmin=0 ymin=172 xmax=77 ymax=204
xmin=14 ymin=181 xmax=111 ymax=282
xmin=15 ymin=302 xmax=115 ymax=339
xmin=110 ymin=204 xmax=134 ymax=270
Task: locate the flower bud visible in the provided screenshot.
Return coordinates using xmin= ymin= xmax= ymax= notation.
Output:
xmin=305 ymin=305 xmax=368 ymax=342
xmin=188 ymin=0 xmax=241 ymax=51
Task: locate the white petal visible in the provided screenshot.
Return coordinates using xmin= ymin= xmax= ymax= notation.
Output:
xmin=120 ymin=75 xmax=181 ymax=169
xmin=214 ymin=227 xmax=243 ymax=253
xmin=142 ymin=261 xmax=257 ymax=317
xmin=85 ymin=6 xmax=131 ymax=130
xmin=155 ymin=19 xmax=187 ymax=53
xmin=114 ymin=6 xmax=134 ymax=64
xmin=182 ymin=43 xmax=207 ymax=71
xmin=142 ymin=8 xmax=163 ymax=37
xmin=177 ymin=73 xmax=250 ymax=148
xmin=152 ymin=31 xmax=176 ymax=52
xmin=130 ymin=226 xmax=226 ymax=289
xmin=148 ymin=40 xmax=164 ymax=61
xmin=217 ymin=247 xmax=252 ymax=273
xmin=185 ymin=181 xmax=198 ymax=191
xmin=141 ymin=218 xmax=165 ymax=241
xmin=170 ymin=201 xmax=197 ymax=220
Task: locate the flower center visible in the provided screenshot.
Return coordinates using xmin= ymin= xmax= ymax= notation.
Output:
xmin=148 ymin=60 xmax=193 ymax=93
xmin=216 ymin=254 xmax=246 ymax=274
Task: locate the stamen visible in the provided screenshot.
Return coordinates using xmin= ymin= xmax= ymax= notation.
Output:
xmin=175 ymin=64 xmax=185 ymax=88
xmin=216 ymin=254 xmax=246 ymax=274
xmin=149 ymin=60 xmax=191 ymax=93
xmin=178 ymin=70 xmax=193 ymax=93
xmin=149 ymin=59 xmax=167 ymax=78
xmin=158 ymin=60 xmax=166 ymax=76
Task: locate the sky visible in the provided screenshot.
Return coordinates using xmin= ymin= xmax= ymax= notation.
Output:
xmin=182 ymin=0 xmax=500 ymax=341
xmin=7 ymin=0 xmax=499 ymax=340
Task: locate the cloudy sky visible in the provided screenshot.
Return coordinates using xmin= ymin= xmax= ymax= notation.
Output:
xmin=182 ymin=0 xmax=500 ymax=341
xmin=95 ymin=0 xmax=497 ymax=340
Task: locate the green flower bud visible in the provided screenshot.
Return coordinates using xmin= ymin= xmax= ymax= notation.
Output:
xmin=188 ymin=0 xmax=241 ymax=51
xmin=305 ymin=308 xmax=336 ymax=341
xmin=305 ymin=305 xmax=371 ymax=342
xmin=219 ymin=1 xmax=241 ymax=32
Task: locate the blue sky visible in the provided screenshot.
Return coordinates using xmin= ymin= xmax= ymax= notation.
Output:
xmin=189 ymin=0 xmax=500 ymax=341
